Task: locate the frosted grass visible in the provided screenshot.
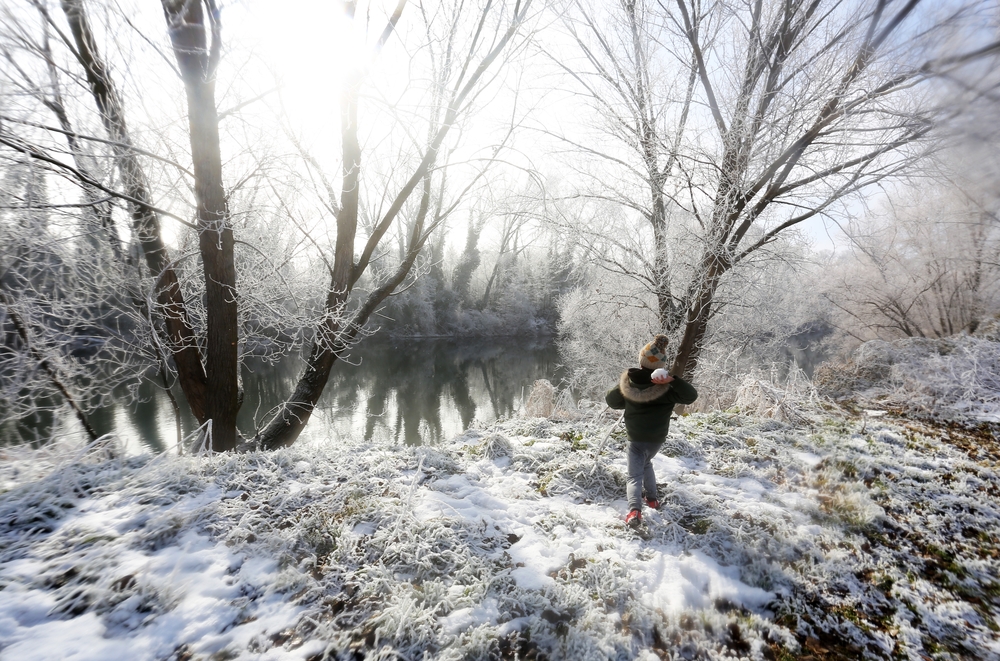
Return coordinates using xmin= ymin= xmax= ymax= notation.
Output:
xmin=0 ymin=398 xmax=997 ymax=659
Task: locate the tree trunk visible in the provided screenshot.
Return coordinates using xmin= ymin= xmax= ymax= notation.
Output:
xmin=256 ymin=75 xmax=365 ymax=450
xmin=60 ymin=0 xmax=209 ymax=423
xmin=670 ymin=254 xmax=726 ymax=379
xmin=162 ymin=0 xmax=240 ymax=451
xmin=624 ymin=0 xmax=678 ymax=335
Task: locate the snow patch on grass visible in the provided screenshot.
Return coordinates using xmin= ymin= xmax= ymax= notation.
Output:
xmin=0 ymin=403 xmax=998 ymax=660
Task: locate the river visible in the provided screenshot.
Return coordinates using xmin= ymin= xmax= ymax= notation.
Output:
xmin=5 ymin=336 xmax=564 ymax=452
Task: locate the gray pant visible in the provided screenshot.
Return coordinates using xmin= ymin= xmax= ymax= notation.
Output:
xmin=627 ymin=439 xmax=664 ymax=511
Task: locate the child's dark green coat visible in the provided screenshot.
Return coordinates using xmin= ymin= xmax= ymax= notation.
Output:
xmin=605 ymin=371 xmax=698 ymax=444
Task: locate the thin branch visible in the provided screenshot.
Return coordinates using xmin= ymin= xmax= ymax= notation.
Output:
xmin=672 ymin=0 xmax=727 ymax=136
xmin=0 ymin=131 xmax=197 ymax=229
xmin=217 ymin=85 xmax=281 ymax=120
xmin=0 ymin=114 xmax=195 ymax=177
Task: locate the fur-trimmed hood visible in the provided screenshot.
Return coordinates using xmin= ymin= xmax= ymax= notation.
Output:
xmin=618 ymin=371 xmax=670 ymax=403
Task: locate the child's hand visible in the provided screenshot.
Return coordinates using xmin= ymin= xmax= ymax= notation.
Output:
xmin=651 ymin=368 xmax=673 ymax=384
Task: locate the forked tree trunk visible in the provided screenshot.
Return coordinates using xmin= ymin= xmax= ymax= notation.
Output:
xmin=255 ymin=73 xmax=366 ymax=450
xmin=256 ymin=163 xmax=431 ymax=451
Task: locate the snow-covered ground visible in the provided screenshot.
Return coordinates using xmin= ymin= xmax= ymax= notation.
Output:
xmin=1 ymin=405 xmax=998 ymax=660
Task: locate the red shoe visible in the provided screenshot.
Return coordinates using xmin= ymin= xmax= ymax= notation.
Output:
xmin=626 ymin=509 xmax=642 ymax=528
xmin=644 ymin=497 xmax=659 ymax=510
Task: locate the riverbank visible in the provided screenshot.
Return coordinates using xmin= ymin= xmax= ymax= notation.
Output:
xmin=1 ymin=398 xmax=998 ymax=660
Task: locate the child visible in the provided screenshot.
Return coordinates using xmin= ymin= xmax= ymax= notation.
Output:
xmin=605 ymin=335 xmax=698 ymax=528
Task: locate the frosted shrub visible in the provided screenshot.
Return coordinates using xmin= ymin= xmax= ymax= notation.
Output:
xmin=732 ymin=374 xmax=812 ymax=424
xmin=525 ymin=379 xmax=555 ymax=417
xmin=890 ymin=337 xmax=1000 ymax=419
xmin=480 ymin=433 xmax=512 ymax=459
xmin=820 ymin=489 xmax=883 ymax=531
xmin=854 ymin=340 xmax=900 ymax=381
xmin=539 ymin=456 xmax=627 ymax=502
xmin=412 ymin=446 xmax=463 ymax=474
xmin=815 ymin=335 xmax=1000 ymax=421
xmin=976 ymin=315 xmax=1000 ymax=341
xmin=658 ymin=434 xmax=703 ymax=460
xmin=814 ymin=340 xmax=901 ymax=398
xmin=812 ymin=362 xmax=859 ymax=399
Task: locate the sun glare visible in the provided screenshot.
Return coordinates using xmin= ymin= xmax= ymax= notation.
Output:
xmin=231 ymin=0 xmax=371 ymax=152
xmin=227 ymin=0 xmax=522 ymax=250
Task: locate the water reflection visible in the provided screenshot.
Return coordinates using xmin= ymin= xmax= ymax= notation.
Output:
xmin=2 ymin=337 xmax=562 ymax=450
xmin=323 ymin=337 xmax=561 ymax=445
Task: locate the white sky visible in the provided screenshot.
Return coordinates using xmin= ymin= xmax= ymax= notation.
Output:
xmin=217 ymin=0 xmax=551 ymax=254
xmin=8 ymin=0 xmax=989 ymax=259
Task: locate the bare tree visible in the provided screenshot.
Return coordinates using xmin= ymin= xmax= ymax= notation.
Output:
xmin=0 ymin=0 xmax=536 ymax=450
xmin=826 ymin=181 xmax=1000 ymax=340
xmin=258 ymin=0 xmax=535 ymax=448
xmin=480 ymin=204 xmax=538 ymax=309
xmin=0 ymin=0 xmax=215 ymax=432
xmin=550 ymin=0 xmax=1000 ymax=379
xmin=159 ymin=0 xmax=239 ymax=449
